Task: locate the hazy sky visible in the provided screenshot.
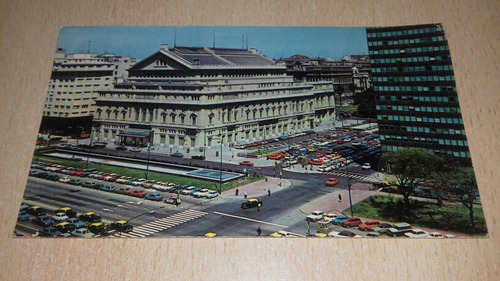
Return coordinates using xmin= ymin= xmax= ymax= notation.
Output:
xmin=57 ymin=26 xmax=368 ymax=60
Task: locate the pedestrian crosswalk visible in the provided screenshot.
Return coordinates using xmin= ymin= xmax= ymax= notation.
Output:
xmin=323 ymin=171 xmax=379 ymax=183
xmin=109 ymin=209 xmax=208 ymax=238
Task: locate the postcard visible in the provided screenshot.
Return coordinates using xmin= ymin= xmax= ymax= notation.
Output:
xmin=15 ymin=25 xmax=486 ymax=239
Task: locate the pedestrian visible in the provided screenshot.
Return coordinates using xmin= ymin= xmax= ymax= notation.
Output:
xmin=338 ymin=194 xmax=342 ymax=202
xmin=257 ymin=203 xmax=261 ymax=211
xmin=235 ymin=189 xmax=239 ymax=196
xmin=268 ymin=189 xmax=271 ymax=196
xmin=257 ymin=227 xmax=262 ymax=236
xmin=244 ymin=191 xmax=247 ymax=199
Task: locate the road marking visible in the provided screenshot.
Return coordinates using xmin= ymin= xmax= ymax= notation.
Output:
xmin=109 ymin=209 xmax=208 ymax=238
xmin=213 ymin=211 xmax=288 ymax=228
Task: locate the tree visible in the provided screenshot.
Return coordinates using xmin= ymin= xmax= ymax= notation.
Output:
xmin=380 ymin=147 xmax=445 ymax=213
xmin=446 ymin=167 xmax=480 ymax=234
xmin=353 ymin=87 xmax=376 ymax=118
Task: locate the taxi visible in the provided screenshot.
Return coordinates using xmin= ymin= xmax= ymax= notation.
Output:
xmin=110 ymin=220 xmax=133 ymax=233
xmin=88 ymin=222 xmax=108 ymax=235
xmin=204 ymin=232 xmax=218 ymax=238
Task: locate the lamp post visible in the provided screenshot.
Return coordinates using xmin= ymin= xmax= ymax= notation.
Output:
xmin=346 ymin=164 xmax=354 ymax=217
xmin=145 ymin=129 xmax=153 ymax=180
xmin=212 ymin=131 xmax=223 ymax=194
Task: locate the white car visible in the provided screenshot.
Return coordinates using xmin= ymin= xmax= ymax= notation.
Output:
xmin=361 ymin=163 xmax=371 ymax=170
xmin=152 ymin=182 xmax=169 ymax=191
xmin=181 ymin=186 xmax=196 ymax=195
xmin=318 ymin=165 xmax=332 ymax=172
xmin=52 ymin=212 xmax=69 ymax=222
xmin=193 ymin=189 xmax=210 ymax=198
xmin=70 ymin=228 xmax=95 ymax=238
xmin=130 ymin=147 xmax=141 ymax=152
xmin=59 ymin=176 xmax=71 ymax=183
xmin=404 ymin=229 xmax=429 ymax=238
xmin=205 ymin=190 xmax=219 ymax=199
xmin=306 ymin=211 xmax=324 ymax=222
xmin=322 ymin=213 xmax=337 ymax=223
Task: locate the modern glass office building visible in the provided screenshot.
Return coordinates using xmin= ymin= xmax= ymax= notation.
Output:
xmin=366 ymin=24 xmax=471 ymax=164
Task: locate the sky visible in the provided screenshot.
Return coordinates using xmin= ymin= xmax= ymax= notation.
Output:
xmin=57 ymin=26 xmax=368 ymax=61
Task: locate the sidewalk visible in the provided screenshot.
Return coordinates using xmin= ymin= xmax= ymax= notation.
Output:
xmin=222 ymin=176 xmax=291 ymax=198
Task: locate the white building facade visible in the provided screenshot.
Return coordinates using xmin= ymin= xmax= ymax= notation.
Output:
xmin=94 ymin=45 xmax=336 ymax=151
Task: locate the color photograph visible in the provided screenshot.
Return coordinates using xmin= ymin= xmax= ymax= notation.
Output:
xmin=15 ymin=25 xmax=486 ymax=239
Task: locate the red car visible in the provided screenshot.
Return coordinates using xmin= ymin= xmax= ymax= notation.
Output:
xmin=358 ymin=220 xmax=381 ymax=231
xmin=325 ymin=178 xmax=339 ymax=186
xmin=268 ymin=153 xmax=284 ymax=160
xmin=239 ymin=161 xmax=254 ymax=166
xmin=308 ymin=158 xmax=324 ymax=165
xmin=129 ymin=190 xmax=147 ymax=198
xmin=341 ymin=217 xmax=362 ymax=228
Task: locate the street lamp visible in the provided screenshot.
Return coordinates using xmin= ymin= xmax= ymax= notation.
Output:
xmin=212 ymin=131 xmax=223 ymax=194
xmin=346 ymin=164 xmax=354 ymax=217
xmin=145 ymin=130 xmax=153 ymax=180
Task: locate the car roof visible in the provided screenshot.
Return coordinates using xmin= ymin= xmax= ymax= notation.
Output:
xmin=248 ymin=198 xmax=260 ymax=202
xmin=115 ymin=220 xmax=127 ymax=224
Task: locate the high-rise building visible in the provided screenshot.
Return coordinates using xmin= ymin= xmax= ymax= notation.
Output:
xmin=366 ymin=24 xmax=471 ymax=164
xmin=41 ymin=49 xmax=136 ymax=136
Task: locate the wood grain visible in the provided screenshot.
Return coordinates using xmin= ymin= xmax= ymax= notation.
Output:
xmin=1 ymin=1 xmax=499 ymax=280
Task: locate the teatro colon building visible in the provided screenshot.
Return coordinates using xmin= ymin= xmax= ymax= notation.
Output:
xmin=93 ymin=44 xmax=336 ymax=152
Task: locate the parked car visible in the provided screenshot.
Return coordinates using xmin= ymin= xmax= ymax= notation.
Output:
xmin=115 ymin=146 xmax=127 ymax=151
xmin=38 ymin=227 xmax=63 ymax=237
xmin=68 ymin=179 xmax=83 ymax=186
xmin=205 ymin=190 xmax=219 ymax=199
xmin=115 ymin=187 xmax=131 ymax=195
xmin=191 ymin=154 xmax=206 ymax=160
xmin=332 ymin=215 xmax=349 ymax=225
xmin=18 ymin=210 xmax=30 ymax=221
xmin=59 ymin=176 xmax=71 ymax=183
xmin=65 ymin=217 xmax=86 ymax=229
xmin=129 ymin=190 xmax=147 ymax=198
xmin=81 ymin=181 xmax=97 ymax=188
xmin=130 ymin=147 xmax=141 ymax=152
xmin=52 ymin=212 xmax=69 ymax=222
xmin=88 ymin=222 xmax=108 ymax=235
xmin=46 ymin=174 xmax=61 ymax=181
xmin=170 ymin=152 xmax=183 ymax=157
xmin=101 ymin=185 xmax=116 ymax=192
xmin=404 ymin=229 xmax=429 ymax=238
xmin=71 ymin=228 xmax=95 ymax=238
xmin=358 ymin=220 xmax=381 ymax=231
xmin=322 ymin=213 xmax=337 ymax=223
xmin=55 ymin=222 xmax=76 ymax=234
xmin=306 ymin=211 xmax=324 ymax=222
xmin=32 ymin=215 xmax=54 ymax=227
xmin=341 ymin=217 xmax=362 ymax=228
xmin=193 ymin=189 xmax=210 ymax=198
xmin=27 ymin=206 xmax=46 ymax=216
xmin=78 ymin=212 xmax=102 ymax=223
xmin=241 ymin=198 xmax=263 ymax=209
xmin=239 ymin=160 xmax=254 ymax=166
xmin=325 ymin=178 xmax=339 ymax=186
xmin=180 ymin=186 xmax=197 ymax=195
xmin=145 ymin=192 xmax=164 ymax=201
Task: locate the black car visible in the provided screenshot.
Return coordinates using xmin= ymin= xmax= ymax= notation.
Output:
xmin=46 ymin=174 xmax=60 ymax=181
xmin=115 ymin=146 xmax=127 ymax=151
xmin=35 ymin=172 xmax=50 ymax=179
xmin=241 ymin=198 xmax=263 ymax=209
xmin=191 ymin=154 xmax=206 ymax=160
xmin=79 ymin=212 xmax=102 ymax=223
xmin=27 ymin=206 xmax=47 ymax=216
xmin=110 ymin=220 xmax=133 ymax=233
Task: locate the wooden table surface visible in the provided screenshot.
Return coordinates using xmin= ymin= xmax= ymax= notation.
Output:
xmin=1 ymin=1 xmax=499 ymax=280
